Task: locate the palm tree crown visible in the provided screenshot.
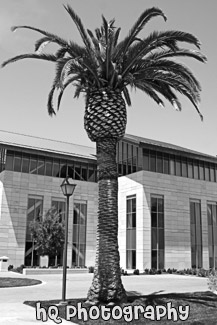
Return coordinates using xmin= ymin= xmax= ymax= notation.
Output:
xmin=2 ymin=5 xmax=206 ymax=120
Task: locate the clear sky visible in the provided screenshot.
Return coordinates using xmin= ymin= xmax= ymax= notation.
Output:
xmin=0 ymin=0 xmax=217 ymax=156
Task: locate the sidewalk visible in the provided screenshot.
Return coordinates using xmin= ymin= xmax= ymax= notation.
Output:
xmin=0 ymin=271 xmax=209 ymax=324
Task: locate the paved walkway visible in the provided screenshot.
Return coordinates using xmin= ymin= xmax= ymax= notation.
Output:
xmin=0 ymin=271 xmax=209 ymax=324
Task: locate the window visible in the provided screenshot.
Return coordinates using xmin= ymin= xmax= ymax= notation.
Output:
xmin=163 ymin=155 xmax=169 ymax=174
xmin=170 ymin=157 xmax=175 ymax=175
xmin=25 ymin=196 xmax=43 ymax=266
xmin=207 ymin=203 xmax=217 ymax=269
xmin=175 ymin=160 xmax=181 ymax=176
xmin=5 ymin=152 xmax=14 ymax=170
xmin=72 ymin=201 xmax=87 ymax=267
xmin=199 ymin=163 xmax=204 ymax=180
xmin=52 ymin=199 xmax=66 ymax=222
xmin=193 ymin=163 xmax=199 ymax=179
xmin=188 ymin=160 xmax=193 ymax=178
xmin=38 ymin=158 xmax=45 ymax=175
xmin=181 ymin=160 xmax=187 ymax=177
xmin=143 ymin=149 xmax=149 ymax=171
xmin=29 ymin=158 xmax=37 ymax=174
xmin=190 ymin=200 xmax=202 ymax=268
xmin=14 ymin=155 xmax=22 ymax=172
xmin=205 ymin=166 xmax=210 ymax=181
xmin=151 ymin=195 xmax=164 ymax=269
xmin=45 ymin=159 xmax=53 ymax=176
xmin=126 ymin=195 xmax=136 ymax=269
xmin=150 ymin=152 xmax=156 ymax=172
xmin=22 ymin=156 xmax=30 ymax=173
xmin=156 ymin=153 xmax=163 ymax=173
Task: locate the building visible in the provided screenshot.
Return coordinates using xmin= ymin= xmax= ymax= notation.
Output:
xmin=0 ymin=130 xmax=217 ymax=271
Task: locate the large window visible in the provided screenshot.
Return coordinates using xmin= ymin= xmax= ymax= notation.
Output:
xmin=52 ymin=199 xmax=66 ymax=222
xmin=207 ymin=203 xmax=217 ymax=269
xmin=151 ymin=195 xmax=164 ymax=269
xmin=126 ymin=195 xmax=136 ymax=269
xmin=25 ymin=196 xmax=43 ymax=266
xmin=117 ymin=140 xmax=217 ymax=183
xmin=72 ymin=201 xmax=87 ymax=267
xmin=190 ymin=200 xmax=202 ymax=268
xmin=4 ymin=150 xmax=97 ymax=182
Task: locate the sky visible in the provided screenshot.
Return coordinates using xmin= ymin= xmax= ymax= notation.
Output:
xmin=0 ymin=0 xmax=217 ymax=156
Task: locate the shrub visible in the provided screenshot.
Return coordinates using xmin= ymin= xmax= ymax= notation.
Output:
xmin=167 ymin=268 xmax=172 ymax=274
xmin=149 ymin=268 xmax=156 ymax=275
xmin=144 ymin=268 xmax=149 ymax=274
xmin=197 ymin=268 xmax=209 ymax=277
xmin=8 ymin=264 xmax=13 ymax=271
xmin=208 ymin=270 xmax=217 ymax=292
xmin=133 ymin=269 xmax=140 ymax=275
xmin=88 ymin=266 xmax=94 ymax=273
xmin=172 ymin=268 xmax=177 ymax=273
xmin=157 ymin=269 xmax=162 ymax=274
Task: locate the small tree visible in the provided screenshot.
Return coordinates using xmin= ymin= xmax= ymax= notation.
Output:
xmin=30 ymin=207 xmax=65 ymax=266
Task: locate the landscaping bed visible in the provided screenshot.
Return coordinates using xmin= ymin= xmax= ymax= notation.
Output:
xmin=0 ymin=277 xmax=42 ymax=288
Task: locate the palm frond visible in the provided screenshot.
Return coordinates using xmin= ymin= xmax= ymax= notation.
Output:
xmin=11 ymin=25 xmax=69 ymax=48
xmin=63 ymin=5 xmax=92 ymax=54
xmin=114 ymin=7 xmax=166 ymax=62
xmin=145 ymin=49 xmax=207 ymax=63
xmin=1 ymin=53 xmax=57 ymax=68
xmin=47 ymin=85 xmax=56 ymax=116
xmin=122 ymin=86 xmax=131 ymax=106
xmin=134 ymin=80 xmax=165 ymax=107
xmin=57 ymin=76 xmax=79 ymax=110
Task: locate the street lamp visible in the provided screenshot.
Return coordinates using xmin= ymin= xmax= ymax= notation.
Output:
xmin=60 ymin=177 xmax=76 ymax=304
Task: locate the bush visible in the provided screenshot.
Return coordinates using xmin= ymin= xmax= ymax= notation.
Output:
xmin=157 ymin=269 xmax=162 ymax=274
xmin=12 ymin=264 xmax=25 ymax=274
xmin=208 ymin=270 xmax=217 ymax=292
xmin=8 ymin=264 xmax=13 ymax=271
xmin=133 ymin=269 xmax=140 ymax=275
xmin=149 ymin=268 xmax=156 ymax=275
xmin=88 ymin=266 xmax=94 ymax=273
xmin=144 ymin=268 xmax=149 ymax=274
xmin=167 ymin=268 xmax=172 ymax=274
xmin=197 ymin=268 xmax=209 ymax=277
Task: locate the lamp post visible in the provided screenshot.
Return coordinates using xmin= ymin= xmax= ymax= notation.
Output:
xmin=60 ymin=177 xmax=76 ymax=304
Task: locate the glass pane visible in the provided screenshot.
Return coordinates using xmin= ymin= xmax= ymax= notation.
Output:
xmin=151 ymin=228 xmax=157 ymax=249
xmin=170 ymin=158 xmax=175 ymax=175
xmin=158 ymin=229 xmax=164 ymax=249
xmin=38 ymin=160 xmax=45 ymax=175
xmin=132 ymin=198 xmax=136 ymax=213
xmin=182 ymin=161 xmax=187 ymax=177
xmin=22 ymin=157 xmax=29 ymax=173
xmin=190 ymin=202 xmax=195 ymax=224
xmin=158 ymin=250 xmax=164 ymax=269
xmin=205 ymin=166 xmax=210 ymax=181
xmin=14 ymin=156 xmax=22 ymax=172
xmin=45 ymin=160 xmax=52 ymax=176
xmin=127 ymin=214 xmax=132 ymax=228
xmin=193 ymin=164 xmax=199 ymax=179
xmin=199 ymin=164 xmax=204 ymax=180
xmin=132 ymin=250 xmax=136 ymax=269
xmin=126 ymin=229 xmax=136 ymax=249
xmin=157 ymin=156 xmax=163 ymax=173
xmin=60 ymin=162 xmax=67 ymax=178
xmin=158 ymin=213 xmax=164 ymax=228
xmin=30 ymin=159 xmax=37 ymax=174
xmin=151 ymin=197 xmax=157 ymax=213
xmin=207 ymin=205 xmax=212 ymax=225
xmin=175 ymin=160 xmax=181 ymax=176
xmin=151 ymin=213 xmax=157 ymax=228
xmin=151 ymin=250 xmax=157 ymax=269
xmin=127 ymin=199 xmax=131 ymax=214
xmin=188 ymin=162 xmax=193 ymax=178
xmin=150 ymin=155 xmax=156 ymax=172
xmin=163 ymin=158 xmax=169 ymax=174
xmin=6 ymin=154 xmax=14 ymax=170
xmin=210 ymin=168 xmax=215 ymax=182
xmin=158 ymin=198 xmax=164 ymax=213
xmin=191 ymin=246 xmax=196 ymax=268
xmin=52 ymin=161 xmax=60 ymax=177
xmin=73 ymin=204 xmax=79 ymax=224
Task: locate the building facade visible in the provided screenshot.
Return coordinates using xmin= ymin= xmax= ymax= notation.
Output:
xmin=1 ymin=130 xmax=217 ymax=271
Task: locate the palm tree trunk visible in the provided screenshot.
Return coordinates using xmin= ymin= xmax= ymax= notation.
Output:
xmin=87 ymin=138 xmax=127 ymax=304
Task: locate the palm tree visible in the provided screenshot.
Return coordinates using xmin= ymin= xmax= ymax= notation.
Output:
xmin=2 ymin=5 xmax=206 ymax=304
